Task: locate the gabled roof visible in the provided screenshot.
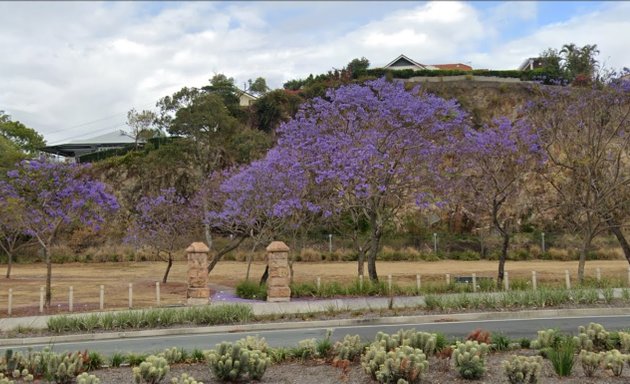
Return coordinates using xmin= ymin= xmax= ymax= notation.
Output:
xmin=383 ymin=54 xmax=430 ymax=70
xmin=236 ymin=89 xmax=259 ymax=100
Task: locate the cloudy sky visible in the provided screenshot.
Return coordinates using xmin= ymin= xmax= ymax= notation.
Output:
xmin=1 ymin=1 xmax=628 ymax=144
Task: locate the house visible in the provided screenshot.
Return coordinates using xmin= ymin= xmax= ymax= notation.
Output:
xmin=236 ymin=90 xmax=258 ymax=107
xmin=40 ymin=130 xmax=139 ymax=162
xmin=382 ymin=54 xmax=472 ymax=71
xmin=518 ymin=57 xmax=545 ymax=71
xmin=383 ymin=54 xmax=437 ymax=70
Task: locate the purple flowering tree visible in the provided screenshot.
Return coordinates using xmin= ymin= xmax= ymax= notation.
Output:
xmin=527 ymin=83 xmax=630 ymax=282
xmin=128 ymin=188 xmax=198 ymax=283
xmin=457 ymin=117 xmax=545 ymax=285
xmin=0 ymin=158 xmax=118 ymax=306
xmin=204 ymin=147 xmax=321 ymax=279
xmin=276 ymin=78 xmax=467 ymax=281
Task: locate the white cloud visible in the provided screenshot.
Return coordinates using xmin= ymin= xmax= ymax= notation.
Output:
xmin=0 ymin=1 xmax=628 ymax=145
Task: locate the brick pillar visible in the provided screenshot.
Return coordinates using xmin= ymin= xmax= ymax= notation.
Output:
xmin=186 ymin=242 xmax=210 ymax=305
xmin=266 ymin=241 xmax=291 ymax=302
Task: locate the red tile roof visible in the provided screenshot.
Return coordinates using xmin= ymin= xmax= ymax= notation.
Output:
xmin=432 ymin=63 xmax=473 ymax=71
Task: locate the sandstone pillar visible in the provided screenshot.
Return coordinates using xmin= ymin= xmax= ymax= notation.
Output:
xmin=187 ymin=242 xmax=210 ymax=305
xmin=266 ymin=241 xmax=291 ymax=302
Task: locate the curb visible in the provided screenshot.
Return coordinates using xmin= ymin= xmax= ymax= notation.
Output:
xmin=2 ymin=307 xmax=630 ymax=347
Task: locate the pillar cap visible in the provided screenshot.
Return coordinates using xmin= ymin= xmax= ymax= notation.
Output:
xmin=266 ymin=241 xmax=289 ymax=252
xmin=186 ymin=242 xmax=210 ymax=253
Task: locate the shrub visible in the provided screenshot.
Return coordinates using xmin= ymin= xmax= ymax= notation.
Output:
xmin=619 ymin=331 xmax=630 ymax=352
xmin=574 ymin=322 xmax=609 ymax=352
xmin=85 ymin=352 xmax=105 ymax=371
xmin=518 ymin=338 xmax=531 ymax=349
xmin=375 ymin=346 xmax=428 ymax=384
xmin=109 ymin=353 xmax=124 ymax=368
xmin=169 ymin=373 xmax=202 ymax=384
xmin=236 ymin=335 xmax=269 ymax=353
xmin=300 ymin=247 xmax=321 ymax=262
xmin=603 ymin=349 xmax=627 ymax=376
xmin=207 ymin=342 xmax=270 ymax=382
xmin=235 ymin=280 xmax=267 ymax=300
xmin=466 ymin=328 xmax=491 ymax=344
xmin=578 ymin=349 xmax=602 ymax=377
xmin=316 ymin=329 xmax=334 ymax=358
xmin=502 ymin=355 xmax=543 ymax=384
xmin=46 ymin=351 xmax=86 ymax=384
xmin=295 ymin=338 xmax=318 ymax=359
xmin=333 ymin=334 xmax=364 ymax=361
xmin=491 ymin=332 xmax=511 ymax=352
xmin=159 ymin=348 xmax=184 ymax=365
xmin=132 ymin=355 xmax=169 ymax=384
xmin=76 ymin=372 xmax=101 ymax=384
xmin=546 ymin=336 xmax=575 ymax=377
xmin=452 ymin=340 xmax=490 ymax=380
xmin=361 ymin=344 xmax=387 ymax=380
xmin=530 ymin=329 xmax=560 ymax=351
xmin=207 ymin=342 xmax=248 ymax=382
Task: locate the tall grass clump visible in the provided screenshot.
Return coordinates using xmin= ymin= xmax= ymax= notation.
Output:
xmin=47 ymin=304 xmax=253 ymax=333
xmin=546 ymin=336 xmax=576 ymax=377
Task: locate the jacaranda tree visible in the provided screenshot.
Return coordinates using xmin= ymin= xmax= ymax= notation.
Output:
xmin=276 ymin=78 xmax=468 ymax=281
xmin=528 ymin=82 xmax=630 ymax=282
xmin=0 ymin=158 xmax=118 ymax=306
xmin=127 ymin=188 xmax=197 ymax=283
xmin=458 ymin=117 xmax=545 ymax=286
xmin=205 ymin=147 xmax=322 ymax=279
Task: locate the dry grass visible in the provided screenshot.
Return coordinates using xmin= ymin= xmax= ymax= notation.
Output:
xmin=1 ymin=259 xmax=629 ymax=316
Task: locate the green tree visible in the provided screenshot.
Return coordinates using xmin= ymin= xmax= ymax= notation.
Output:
xmin=247 ymin=77 xmax=270 ymax=96
xmin=202 ymin=74 xmax=241 ymax=114
xmin=560 ymin=43 xmax=600 ymax=83
xmin=347 ymin=57 xmax=370 ymax=78
xmin=155 ymin=86 xmax=271 ymax=249
xmin=0 ymin=111 xmax=45 ymax=175
xmin=126 ymin=108 xmax=159 ymax=148
xmin=251 ymin=89 xmax=303 ymax=133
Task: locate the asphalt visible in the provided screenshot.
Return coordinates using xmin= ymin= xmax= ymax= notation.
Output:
xmin=1 ymin=288 xmax=630 ymax=349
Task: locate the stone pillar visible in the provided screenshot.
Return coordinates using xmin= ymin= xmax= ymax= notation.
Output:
xmin=266 ymin=241 xmax=291 ymax=302
xmin=187 ymin=242 xmax=210 ymax=305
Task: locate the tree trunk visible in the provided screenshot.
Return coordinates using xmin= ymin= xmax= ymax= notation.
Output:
xmin=207 ymin=236 xmax=246 ymax=274
xmin=204 ymin=223 xmax=213 ymax=250
xmin=260 ymin=265 xmax=269 ymax=285
xmin=609 ymin=222 xmax=630 ymax=265
xmin=45 ymin=246 xmax=52 ymax=307
xmin=245 ymin=241 xmax=258 ymax=281
xmin=491 ymin=198 xmax=509 ymax=288
xmin=578 ymin=236 xmax=593 ymax=283
xmin=367 ymin=222 xmax=382 ymax=282
xmin=357 ymin=248 xmax=365 ymax=277
xmin=162 ymin=252 xmax=173 ymax=283
xmin=497 ymin=231 xmax=510 ymax=288
xmin=5 ymin=252 xmax=12 ymax=279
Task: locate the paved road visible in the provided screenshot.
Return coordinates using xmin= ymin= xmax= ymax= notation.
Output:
xmin=2 ymin=314 xmax=630 ymax=355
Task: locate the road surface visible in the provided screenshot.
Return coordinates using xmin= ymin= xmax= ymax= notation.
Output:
xmin=2 ymin=314 xmax=629 ymax=355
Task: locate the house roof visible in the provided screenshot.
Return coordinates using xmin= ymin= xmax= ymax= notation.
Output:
xmin=432 ymin=63 xmax=472 ymax=71
xmin=40 ymin=130 xmax=137 ymax=157
xmin=382 ymin=55 xmax=472 ymax=71
xmin=383 ymin=54 xmax=430 ymax=70
xmin=236 ymin=90 xmax=259 ymax=100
